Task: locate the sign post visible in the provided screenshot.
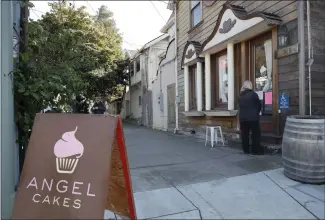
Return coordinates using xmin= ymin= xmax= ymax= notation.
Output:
xmin=12 ymin=114 xmax=136 ymax=219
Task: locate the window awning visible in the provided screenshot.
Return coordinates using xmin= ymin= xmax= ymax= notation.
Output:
xmin=200 ymin=4 xmax=282 ymax=55
xmin=181 ymin=41 xmax=203 ymax=68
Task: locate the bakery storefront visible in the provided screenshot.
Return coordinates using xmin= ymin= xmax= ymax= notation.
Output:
xmin=181 ymin=4 xmax=283 ymax=139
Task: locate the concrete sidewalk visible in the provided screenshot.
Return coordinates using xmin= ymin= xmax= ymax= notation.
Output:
xmin=105 ymin=125 xmax=324 ymax=219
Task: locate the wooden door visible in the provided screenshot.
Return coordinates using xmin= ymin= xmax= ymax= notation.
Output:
xmin=167 ymin=84 xmax=176 ymax=129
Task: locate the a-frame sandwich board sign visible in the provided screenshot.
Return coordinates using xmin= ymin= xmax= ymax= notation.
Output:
xmin=106 ymin=116 xmax=136 ymax=219
xmin=12 ymin=113 xmax=136 ymax=219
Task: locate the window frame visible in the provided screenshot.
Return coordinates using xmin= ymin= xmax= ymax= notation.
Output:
xmin=189 ymin=65 xmax=197 ymax=111
xmin=202 ymin=62 xmax=206 ymax=110
xmin=190 ymin=0 xmax=202 ymax=28
xmin=217 ymin=54 xmax=228 ymax=105
xmin=188 ymin=63 xmax=206 ymax=111
xmin=136 ymin=58 xmax=140 ymax=72
xmin=211 ymin=50 xmax=228 ymax=110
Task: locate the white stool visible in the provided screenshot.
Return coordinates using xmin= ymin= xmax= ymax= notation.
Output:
xmin=205 ymin=126 xmax=225 ymax=148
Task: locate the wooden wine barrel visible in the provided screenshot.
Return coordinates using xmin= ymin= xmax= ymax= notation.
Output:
xmin=282 ymin=115 xmax=325 ymax=184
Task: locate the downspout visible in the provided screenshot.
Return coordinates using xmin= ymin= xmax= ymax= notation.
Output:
xmin=0 ymin=1 xmax=2 ymax=217
xmin=159 ymin=66 xmax=163 ymax=130
xmin=306 ymin=0 xmax=313 ymax=115
xmin=160 ymin=66 xmax=162 ymax=93
xmin=298 ymin=0 xmax=306 ymax=115
xmin=174 ymin=0 xmax=179 ymax=133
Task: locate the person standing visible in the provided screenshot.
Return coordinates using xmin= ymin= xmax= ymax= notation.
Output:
xmin=91 ymin=97 xmax=106 ymax=114
xmin=238 ymin=80 xmax=263 ymax=155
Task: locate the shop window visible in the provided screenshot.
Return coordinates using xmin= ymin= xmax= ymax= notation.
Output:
xmin=188 ymin=63 xmax=205 ymax=111
xmin=191 ymin=0 xmax=201 ymax=28
xmin=218 ymin=55 xmax=228 ymax=104
xmin=211 ymin=50 xmax=228 ymax=109
xmin=189 ymin=65 xmax=197 ymax=110
xmin=249 ymin=32 xmax=273 ymax=116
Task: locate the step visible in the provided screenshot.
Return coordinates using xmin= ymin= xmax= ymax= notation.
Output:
xmin=227 ymin=138 xmax=282 ymax=155
xmin=223 ymin=127 xmax=282 ymax=145
xmin=261 ymin=133 xmax=282 ymax=145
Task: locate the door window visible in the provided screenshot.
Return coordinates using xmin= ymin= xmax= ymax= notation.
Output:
xmin=250 ymin=34 xmax=273 ymax=116
xmin=254 ymin=39 xmax=272 ymax=93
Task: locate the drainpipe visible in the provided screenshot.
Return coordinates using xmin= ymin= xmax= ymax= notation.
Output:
xmin=306 ymin=0 xmax=313 ymax=116
xmin=0 ymin=1 xmax=2 ymax=217
xmin=173 ymin=0 xmax=179 ymax=134
xmin=298 ymin=0 xmax=306 ymax=115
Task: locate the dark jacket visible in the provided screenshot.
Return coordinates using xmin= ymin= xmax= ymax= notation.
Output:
xmin=91 ymin=102 xmax=106 ymax=114
xmin=238 ymin=89 xmax=262 ymax=122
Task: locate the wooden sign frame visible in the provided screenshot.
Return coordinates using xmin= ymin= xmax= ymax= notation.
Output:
xmin=106 ymin=117 xmax=137 ymax=219
xmin=274 ymin=43 xmax=299 ymax=59
xmin=11 ymin=114 xmax=136 ymax=220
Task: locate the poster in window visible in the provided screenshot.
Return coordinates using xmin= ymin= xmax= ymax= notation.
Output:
xmin=218 ymin=55 xmax=228 ymax=103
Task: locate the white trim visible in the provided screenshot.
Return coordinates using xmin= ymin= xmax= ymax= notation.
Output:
xmin=227 ymin=43 xmax=235 ymax=110
xmin=142 ymin=34 xmax=169 ymax=50
xmin=183 ymin=44 xmax=197 ymax=66
xmin=196 ymin=62 xmax=203 ymax=111
xmin=161 ymin=11 xmax=175 ymax=33
xmin=184 ymin=66 xmax=190 ymax=112
xmin=131 ymin=34 xmax=169 ymax=60
xmin=204 ymin=54 xmax=211 ymax=111
xmin=201 ymin=9 xmax=269 ymax=55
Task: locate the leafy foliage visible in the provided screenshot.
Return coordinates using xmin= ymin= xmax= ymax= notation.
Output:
xmin=14 ymin=2 xmax=129 ymax=152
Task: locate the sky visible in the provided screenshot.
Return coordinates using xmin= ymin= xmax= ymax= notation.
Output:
xmin=30 ymin=1 xmax=172 ymax=50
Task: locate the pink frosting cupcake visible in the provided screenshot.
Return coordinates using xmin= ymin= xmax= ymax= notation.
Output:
xmin=54 ymin=127 xmax=84 ymax=174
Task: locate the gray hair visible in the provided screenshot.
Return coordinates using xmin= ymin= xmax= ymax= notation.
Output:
xmin=240 ymin=80 xmax=253 ymax=92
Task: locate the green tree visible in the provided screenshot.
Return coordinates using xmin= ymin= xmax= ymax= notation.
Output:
xmin=14 ymin=2 xmax=129 ymax=165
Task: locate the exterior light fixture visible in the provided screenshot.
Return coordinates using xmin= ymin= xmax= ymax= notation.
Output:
xmin=278 ymin=25 xmax=289 ymax=48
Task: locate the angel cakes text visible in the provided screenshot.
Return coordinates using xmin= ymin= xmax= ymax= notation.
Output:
xmin=26 ymin=177 xmax=96 ymax=209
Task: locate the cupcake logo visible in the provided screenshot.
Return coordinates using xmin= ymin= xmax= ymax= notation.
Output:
xmin=54 ymin=127 xmax=84 ymax=174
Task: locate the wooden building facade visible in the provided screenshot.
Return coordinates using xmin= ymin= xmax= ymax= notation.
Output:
xmin=176 ymin=0 xmax=325 ymax=142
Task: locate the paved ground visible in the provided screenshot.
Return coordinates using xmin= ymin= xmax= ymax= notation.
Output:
xmin=125 ymin=125 xmax=283 ymax=190
xmin=105 ymin=125 xmax=324 ymax=219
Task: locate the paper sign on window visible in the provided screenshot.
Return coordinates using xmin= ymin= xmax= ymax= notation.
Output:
xmin=265 ymin=91 xmax=272 ymax=104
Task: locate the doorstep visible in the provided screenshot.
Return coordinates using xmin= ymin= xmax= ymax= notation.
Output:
xmin=182 ymin=111 xmax=205 ymax=117
xmin=182 ymin=110 xmax=238 ymax=117
xmin=227 ymin=137 xmax=282 ymax=155
xmin=204 ymin=110 xmax=238 ymax=117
